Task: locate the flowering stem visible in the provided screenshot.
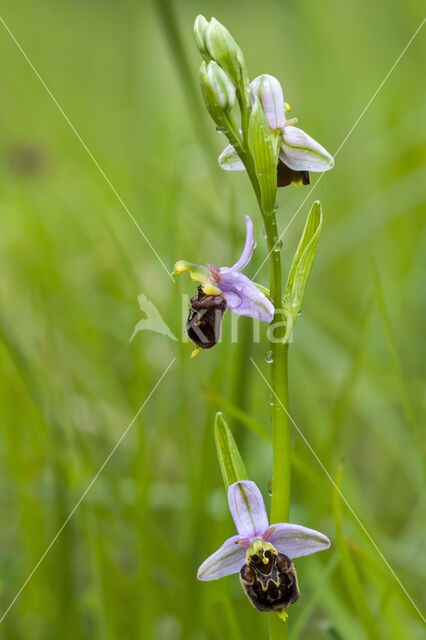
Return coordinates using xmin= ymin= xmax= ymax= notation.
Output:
xmin=245 ymin=179 xmax=290 ymax=640
xmin=242 ymin=172 xmax=290 ymax=527
xmin=263 ymin=214 xmax=290 ymax=525
xmin=264 ymin=212 xmax=290 ymax=640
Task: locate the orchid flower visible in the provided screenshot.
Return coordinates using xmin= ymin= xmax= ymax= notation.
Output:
xmin=219 ymin=74 xmax=334 ymax=186
xmin=174 ymin=215 xmax=274 ymax=325
xmin=198 ymin=481 xmax=330 ymax=617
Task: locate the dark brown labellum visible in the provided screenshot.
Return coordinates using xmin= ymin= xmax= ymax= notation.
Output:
xmin=240 ymin=551 xmax=300 ymax=613
xmin=277 ymin=158 xmax=310 ymax=187
xmin=186 ymin=286 xmax=227 ymax=349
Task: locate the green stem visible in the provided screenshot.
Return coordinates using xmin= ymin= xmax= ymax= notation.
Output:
xmin=264 ymin=214 xmax=290 ymax=525
xmin=249 ymin=201 xmax=290 ymax=640
xmin=264 ymin=212 xmax=290 ymax=640
xmin=270 ymin=338 xmax=290 ymax=523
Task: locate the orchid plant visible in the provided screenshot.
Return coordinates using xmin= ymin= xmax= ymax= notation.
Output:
xmin=175 ymin=15 xmax=334 ymax=639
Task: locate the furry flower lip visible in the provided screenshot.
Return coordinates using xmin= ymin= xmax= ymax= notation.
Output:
xmin=219 ymin=74 xmax=334 ymax=187
xmin=197 ymin=481 xmax=330 ymax=618
xmin=174 ymin=216 xmax=274 ymax=351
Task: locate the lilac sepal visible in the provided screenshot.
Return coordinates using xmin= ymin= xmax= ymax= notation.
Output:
xmin=280 ymin=126 xmax=334 ymax=172
xmin=197 ymin=535 xmax=246 ymax=581
xmin=265 ymin=523 xmax=331 ymax=558
xmin=228 ymin=481 xmax=269 ymax=538
xmin=224 ymin=215 xmax=256 ymax=272
xmin=218 ymin=271 xmax=274 ymax=322
xmin=197 ymin=481 xmax=331 ymax=581
xmin=212 ymin=215 xmax=274 ymax=322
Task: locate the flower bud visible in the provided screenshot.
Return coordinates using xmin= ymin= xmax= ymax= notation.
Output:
xmin=250 ymin=74 xmax=286 ymax=130
xmin=193 ymin=15 xmax=210 ymax=59
xmin=205 ymin=18 xmax=246 ymax=87
xmin=200 ymin=61 xmax=236 ymax=117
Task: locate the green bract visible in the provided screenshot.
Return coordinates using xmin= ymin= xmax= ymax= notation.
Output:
xmin=215 ymin=412 xmax=248 ymax=489
xmin=248 ymin=97 xmax=281 ymax=214
xmin=282 ymin=201 xmax=323 ymax=342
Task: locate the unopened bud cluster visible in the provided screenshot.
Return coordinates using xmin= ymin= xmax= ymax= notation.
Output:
xmin=195 ymin=15 xmax=249 ymax=124
xmin=194 ymin=14 xmax=334 ymax=202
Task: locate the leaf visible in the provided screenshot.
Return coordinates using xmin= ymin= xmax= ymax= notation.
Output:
xmin=247 ymin=97 xmax=278 ymax=214
xmin=282 ymin=200 xmax=322 ymax=342
xmin=333 ymin=464 xmax=384 ymax=640
xmin=214 ymin=412 xmax=248 ymax=489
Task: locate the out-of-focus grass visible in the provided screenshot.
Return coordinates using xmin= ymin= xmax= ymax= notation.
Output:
xmin=0 ymin=0 xmax=424 ymax=638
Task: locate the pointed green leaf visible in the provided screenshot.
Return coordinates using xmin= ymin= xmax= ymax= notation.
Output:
xmin=283 ymin=200 xmax=323 ymax=342
xmin=214 ymin=412 xmax=248 ymax=489
xmin=247 ymin=97 xmax=279 ymax=214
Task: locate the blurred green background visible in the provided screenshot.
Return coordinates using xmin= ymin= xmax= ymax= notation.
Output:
xmin=0 ymin=0 xmax=424 ymax=638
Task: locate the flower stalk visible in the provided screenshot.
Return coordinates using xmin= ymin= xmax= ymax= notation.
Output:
xmin=246 ymin=144 xmax=291 ymax=640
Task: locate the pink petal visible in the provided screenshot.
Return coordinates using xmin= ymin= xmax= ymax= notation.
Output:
xmin=197 ymin=535 xmax=246 ymax=581
xmin=228 ymin=481 xmax=269 ymax=539
xmin=265 ymin=523 xmax=330 ymax=558
xmin=280 ymin=126 xmax=334 ymax=172
xmin=250 ymin=74 xmax=286 ymax=130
